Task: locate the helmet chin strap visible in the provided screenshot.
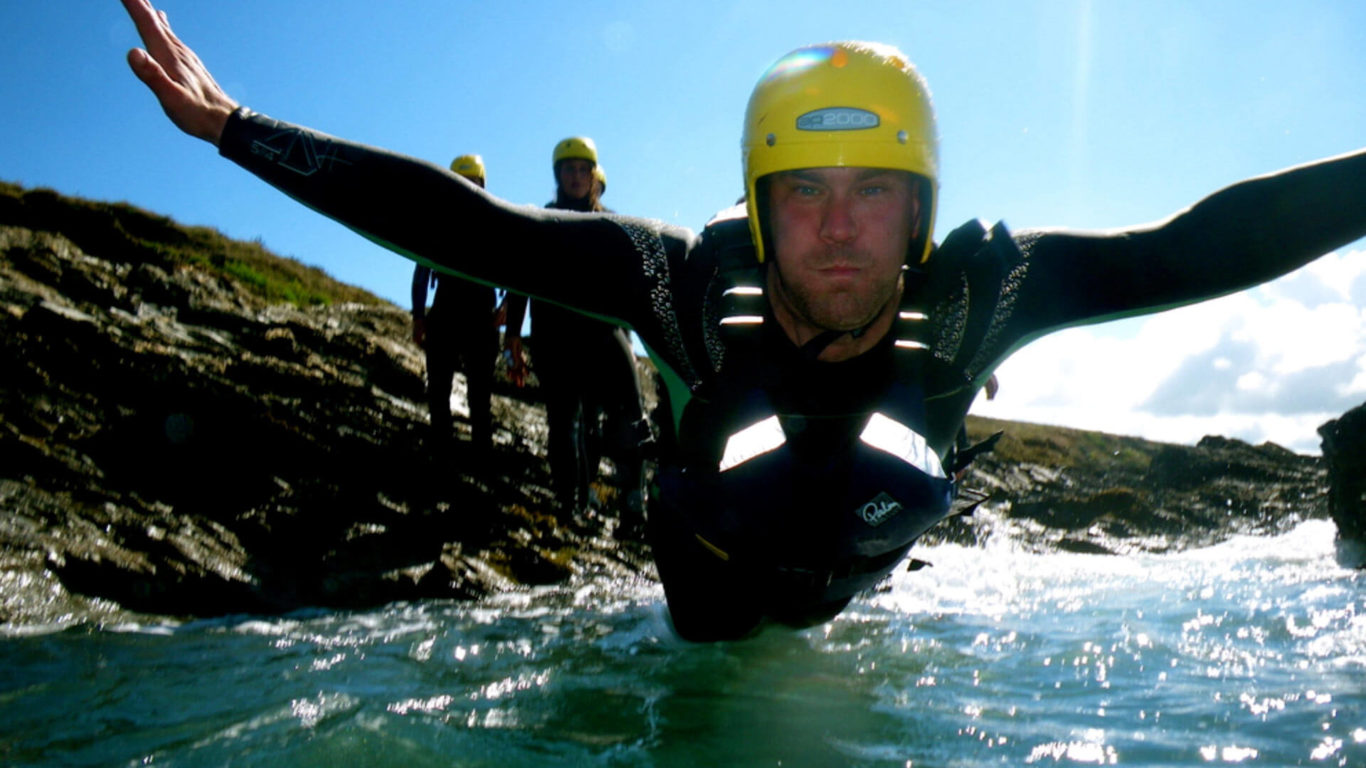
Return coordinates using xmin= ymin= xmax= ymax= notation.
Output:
xmin=766 ymin=261 xmax=899 ymax=362
xmin=798 ymin=318 xmax=879 ymax=362
xmin=796 ymin=270 xmax=906 ymax=362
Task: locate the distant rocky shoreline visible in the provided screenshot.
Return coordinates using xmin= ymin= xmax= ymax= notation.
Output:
xmin=2 ymin=181 xmax=1361 ymax=630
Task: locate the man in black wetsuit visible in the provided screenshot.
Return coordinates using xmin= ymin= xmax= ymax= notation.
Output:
xmin=122 ymin=0 xmax=1366 ymax=641
xmin=412 ymin=154 xmax=498 ymax=455
xmin=502 ymin=138 xmax=649 ymax=523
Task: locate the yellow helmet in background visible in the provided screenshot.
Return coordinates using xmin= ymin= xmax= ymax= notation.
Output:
xmin=741 ymin=41 xmax=939 ymax=263
xmin=593 ymin=164 xmax=607 ymax=196
xmin=449 ymin=154 xmax=486 ymax=185
xmin=552 ymin=136 xmax=599 ymax=167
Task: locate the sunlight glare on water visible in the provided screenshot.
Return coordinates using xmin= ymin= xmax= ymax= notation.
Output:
xmin=851 ymin=519 xmax=1365 ymax=766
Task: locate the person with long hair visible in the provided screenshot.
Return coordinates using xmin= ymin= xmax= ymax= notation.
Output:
xmin=503 ymin=137 xmax=649 ymax=525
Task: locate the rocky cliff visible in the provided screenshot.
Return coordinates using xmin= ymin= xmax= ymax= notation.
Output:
xmin=0 ymin=182 xmax=652 ymax=631
xmin=950 ymin=420 xmax=1328 ymax=556
xmin=1318 ymin=404 xmax=1366 ymax=566
xmin=0 ymin=181 xmax=1356 ymax=630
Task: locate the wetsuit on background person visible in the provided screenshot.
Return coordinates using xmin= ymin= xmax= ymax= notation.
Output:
xmin=412 ymin=155 xmax=499 ymax=454
xmin=122 ymin=9 xmax=1366 ymax=641
xmin=502 ymin=138 xmax=649 ymax=521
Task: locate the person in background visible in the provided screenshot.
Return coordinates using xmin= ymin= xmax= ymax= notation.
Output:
xmin=412 ymin=155 xmax=498 ymax=456
xmin=503 ymin=138 xmax=649 ymax=522
xmin=593 ymin=164 xmax=607 ymax=200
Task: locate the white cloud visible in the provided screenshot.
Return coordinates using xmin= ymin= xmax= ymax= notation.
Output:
xmin=1289 ymin=249 xmax=1366 ymax=304
xmin=972 ymin=248 xmax=1366 ymax=454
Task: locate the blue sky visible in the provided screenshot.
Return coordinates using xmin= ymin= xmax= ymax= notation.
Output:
xmin=4 ymin=1 xmax=1366 ymax=452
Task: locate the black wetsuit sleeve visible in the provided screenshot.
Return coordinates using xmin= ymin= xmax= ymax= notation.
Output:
xmin=1007 ymin=149 xmax=1366 ymax=341
xmin=216 ymin=109 xmax=698 ymax=347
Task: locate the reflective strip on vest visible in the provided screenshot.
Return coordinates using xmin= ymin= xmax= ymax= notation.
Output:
xmin=718 ymin=415 xmax=786 ymax=472
xmin=859 ymin=412 xmax=946 ymax=478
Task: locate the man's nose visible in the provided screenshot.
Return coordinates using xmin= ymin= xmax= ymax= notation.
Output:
xmin=820 ymin=196 xmax=857 ymax=243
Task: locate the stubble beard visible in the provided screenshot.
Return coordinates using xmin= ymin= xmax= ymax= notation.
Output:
xmin=771 ymin=253 xmax=902 ymax=334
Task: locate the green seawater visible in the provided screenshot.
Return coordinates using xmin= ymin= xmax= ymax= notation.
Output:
xmin=2 ymin=520 xmax=1362 ymax=767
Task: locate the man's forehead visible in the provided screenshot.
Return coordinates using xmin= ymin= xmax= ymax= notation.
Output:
xmin=778 ymin=167 xmax=908 ymax=182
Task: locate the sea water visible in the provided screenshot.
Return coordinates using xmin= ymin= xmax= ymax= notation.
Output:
xmin=2 ymin=519 xmax=1362 ymax=767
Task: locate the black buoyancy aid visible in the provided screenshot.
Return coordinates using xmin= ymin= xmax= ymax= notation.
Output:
xmin=655 ymin=207 xmax=992 ymax=603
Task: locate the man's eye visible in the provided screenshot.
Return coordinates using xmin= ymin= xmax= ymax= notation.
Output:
xmin=796 ymin=185 xmax=822 ymax=196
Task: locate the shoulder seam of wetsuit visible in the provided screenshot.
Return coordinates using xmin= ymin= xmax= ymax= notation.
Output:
xmin=613 ymin=218 xmax=700 ymax=388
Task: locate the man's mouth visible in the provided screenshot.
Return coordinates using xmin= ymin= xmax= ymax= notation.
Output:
xmin=818 ymin=264 xmax=860 ymax=276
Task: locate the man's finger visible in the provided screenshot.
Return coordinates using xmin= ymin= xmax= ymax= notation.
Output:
xmin=125 ymin=47 xmax=167 ymax=92
xmin=127 ymin=45 xmax=186 ymax=104
xmin=120 ymin=0 xmax=168 ymax=51
xmin=122 ymin=0 xmax=183 ymax=70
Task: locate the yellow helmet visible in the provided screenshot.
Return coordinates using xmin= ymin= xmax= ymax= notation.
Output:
xmin=741 ymin=41 xmax=939 ymax=263
xmin=449 ymin=154 xmax=486 ymax=184
xmin=552 ymin=136 xmax=598 ymax=167
xmin=593 ymin=164 xmax=607 ymax=195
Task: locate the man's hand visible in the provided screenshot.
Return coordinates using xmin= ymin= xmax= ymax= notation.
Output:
xmin=121 ymin=0 xmax=238 ymax=145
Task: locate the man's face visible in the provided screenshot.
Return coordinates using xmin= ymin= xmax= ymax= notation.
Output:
xmin=766 ymin=167 xmax=919 ymax=335
xmin=556 ymin=159 xmax=595 ymax=201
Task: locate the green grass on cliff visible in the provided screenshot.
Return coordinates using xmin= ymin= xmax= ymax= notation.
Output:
xmin=965 ymin=414 xmax=1159 ymax=475
xmin=0 ymin=180 xmax=386 ymax=309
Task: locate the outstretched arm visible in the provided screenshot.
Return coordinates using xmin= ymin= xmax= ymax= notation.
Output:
xmin=1010 ymin=148 xmax=1366 ymax=335
xmin=120 ymin=0 xmax=236 ymax=145
xmin=213 ymin=108 xmax=693 ymax=337
xmin=118 ymin=0 xmax=698 ymax=373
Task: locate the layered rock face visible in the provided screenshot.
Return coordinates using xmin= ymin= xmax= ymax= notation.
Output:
xmin=1 ymin=184 xmax=648 ymax=629
xmin=1319 ymin=404 xmax=1366 ymax=555
xmin=0 ymin=181 xmax=1355 ymax=629
xmin=945 ymin=423 xmax=1329 ymax=556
